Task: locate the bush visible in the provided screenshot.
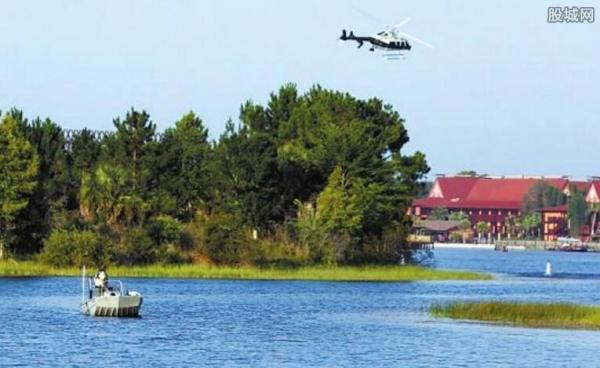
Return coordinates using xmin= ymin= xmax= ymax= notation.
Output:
xmin=112 ymin=228 xmax=156 ymax=265
xmin=156 ymin=243 xmax=190 ymax=264
xmin=147 ymin=214 xmax=182 ymax=245
xmin=250 ymin=225 xmax=309 ymax=267
xmin=41 ymin=229 xmax=108 ymax=268
xmin=294 ymin=201 xmax=335 ymax=265
xmin=449 ymin=231 xmax=463 ymax=243
xmin=204 ymin=212 xmax=251 ymax=265
xmin=358 ymin=221 xmax=410 ymax=265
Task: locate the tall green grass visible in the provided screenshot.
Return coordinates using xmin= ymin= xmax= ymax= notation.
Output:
xmin=0 ymin=260 xmax=490 ymax=281
xmin=431 ymin=301 xmax=600 ymax=330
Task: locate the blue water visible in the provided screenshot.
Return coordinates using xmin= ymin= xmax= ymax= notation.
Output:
xmin=2 ymin=249 xmax=600 ymax=367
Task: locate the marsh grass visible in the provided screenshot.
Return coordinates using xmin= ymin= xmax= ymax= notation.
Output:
xmin=0 ymin=260 xmax=490 ymax=281
xmin=431 ymin=301 xmax=600 ymax=330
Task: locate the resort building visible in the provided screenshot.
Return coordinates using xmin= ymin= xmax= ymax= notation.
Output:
xmin=409 ymin=175 xmax=599 ymax=241
xmin=538 ymin=180 xmax=600 ymax=240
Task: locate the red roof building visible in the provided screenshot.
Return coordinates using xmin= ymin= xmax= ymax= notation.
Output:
xmin=565 ymin=181 xmax=590 ymax=196
xmin=586 ymin=181 xmax=600 ymax=204
xmin=410 ymin=176 xmax=570 ymax=238
xmin=410 ymin=176 xmax=600 ymax=241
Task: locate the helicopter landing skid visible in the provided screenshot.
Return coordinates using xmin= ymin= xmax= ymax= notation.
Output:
xmin=382 ymin=52 xmax=404 ymax=60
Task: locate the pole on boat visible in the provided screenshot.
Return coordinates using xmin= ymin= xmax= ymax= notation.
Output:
xmin=81 ymin=265 xmax=86 ymax=303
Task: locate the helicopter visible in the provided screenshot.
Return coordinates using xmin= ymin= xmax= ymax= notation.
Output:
xmin=339 ymin=18 xmax=433 ymax=59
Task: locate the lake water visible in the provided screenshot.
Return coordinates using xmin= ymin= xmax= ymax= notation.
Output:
xmin=2 ymin=249 xmax=600 ymax=367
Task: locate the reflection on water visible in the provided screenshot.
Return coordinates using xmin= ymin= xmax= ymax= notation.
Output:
xmin=2 ymin=249 xmax=600 ymax=367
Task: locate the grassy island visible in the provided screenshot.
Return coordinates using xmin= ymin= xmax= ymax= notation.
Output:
xmin=0 ymin=261 xmax=490 ymax=281
xmin=431 ymin=301 xmax=600 ymax=330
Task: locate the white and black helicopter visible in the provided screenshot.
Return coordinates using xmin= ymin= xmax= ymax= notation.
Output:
xmin=339 ymin=18 xmax=433 ymax=59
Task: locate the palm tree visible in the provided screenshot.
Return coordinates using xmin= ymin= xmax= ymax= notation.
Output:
xmin=588 ymin=202 xmax=600 ymax=239
xmin=448 ymin=211 xmax=471 ymax=243
xmin=80 ymin=164 xmax=146 ymax=229
xmin=505 ymin=214 xmax=516 ymax=239
xmin=476 ymin=221 xmax=490 ymax=243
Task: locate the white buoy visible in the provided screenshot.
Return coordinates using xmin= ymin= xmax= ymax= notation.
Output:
xmin=544 ymin=260 xmax=552 ymax=277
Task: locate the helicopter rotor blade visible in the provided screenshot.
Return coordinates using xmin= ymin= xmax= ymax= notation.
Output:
xmin=398 ymin=31 xmax=434 ymax=49
xmin=390 ymin=17 xmax=411 ymax=31
xmin=351 ymin=5 xmax=385 ymax=25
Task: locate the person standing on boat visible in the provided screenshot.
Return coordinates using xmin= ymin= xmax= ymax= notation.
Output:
xmin=94 ymin=266 xmax=108 ymax=295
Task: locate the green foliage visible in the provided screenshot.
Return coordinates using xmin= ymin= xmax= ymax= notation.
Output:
xmin=431 ymin=301 xmax=600 ymax=330
xmin=360 ymin=219 xmax=411 ymax=264
xmin=456 ymin=170 xmax=479 ymax=177
xmin=152 ymin=112 xmax=210 ymax=220
xmin=210 ymin=123 xmax=284 ymax=231
xmin=295 ymin=201 xmax=334 ymax=264
xmin=12 ymin=117 xmax=70 ymax=254
xmin=316 ymin=167 xmax=362 ymax=234
xmin=0 ymin=113 xmax=39 ymax=258
xmin=588 ymin=203 xmax=600 ymax=238
xmin=448 ymin=211 xmax=470 ymax=229
xmin=4 ymin=85 xmax=429 ymax=267
xmin=449 ymin=232 xmax=463 ymax=243
xmin=109 ymin=108 xmax=156 ymax=192
xmin=521 ymin=212 xmax=541 ymax=238
xmin=148 ymin=214 xmax=182 ymax=245
xmin=475 ymin=221 xmax=490 ymax=237
xmin=429 ymin=207 xmax=449 ymax=220
xmin=0 ymin=261 xmax=490 ymax=281
xmin=449 ymin=212 xmax=471 ymax=242
xmin=568 ymin=190 xmax=587 ymax=237
xmin=40 ymin=229 xmax=107 ymax=268
xmin=68 ymin=128 xmax=101 ymax=205
xmin=112 ymin=227 xmax=156 ymax=265
xmin=249 ymin=226 xmax=309 ymax=267
xmin=203 ymin=212 xmax=251 ymax=265
xmin=415 ymin=181 xmax=433 ymax=197
xmin=156 ymin=243 xmax=190 ymax=265
xmin=80 ymin=164 xmax=147 ymax=228
xmin=148 ymin=214 xmax=189 ymax=264
xmin=504 ymin=214 xmax=521 ymax=238
xmin=522 ymin=180 xmax=566 ymax=214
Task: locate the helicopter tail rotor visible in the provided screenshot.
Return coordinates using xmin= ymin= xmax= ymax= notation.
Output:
xmin=340 ymin=29 xmax=357 ymax=41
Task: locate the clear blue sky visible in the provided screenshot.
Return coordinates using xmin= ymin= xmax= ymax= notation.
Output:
xmin=1 ymin=1 xmax=598 ymax=178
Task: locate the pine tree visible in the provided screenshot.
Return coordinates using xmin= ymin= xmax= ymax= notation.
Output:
xmin=153 ymin=111 xmax=210 ymax=220
xmin=12 ymin=117 xmax=69 ymax=254
xmin=111 ymin=108 xmax=156 ymax=192
xmin=0 ymin=114 xmax=39 ymax=258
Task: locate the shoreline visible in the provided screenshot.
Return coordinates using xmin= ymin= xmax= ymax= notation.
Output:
xmin=0 ymin=261 xmax=491 ymax=282
xmin=433 ymin=242 xmax=526 ymax=251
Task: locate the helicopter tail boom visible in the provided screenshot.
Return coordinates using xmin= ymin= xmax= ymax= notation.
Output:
xmin=340 ymin=30 xmax=365 ymax=48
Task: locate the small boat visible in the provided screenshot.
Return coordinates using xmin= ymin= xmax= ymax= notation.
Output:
xmin=557 ymin=237 xmax=588 ymax=252
xmin=80 ymin=267 xmax=143 ymax=317
xmin=558 ymin=243 xmax=588 ymax=252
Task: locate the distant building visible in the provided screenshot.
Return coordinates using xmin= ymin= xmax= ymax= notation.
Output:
xmin=586 ymin=180 xmax=600 ymax=203
xmin=412 ymin=220 xmax=465 ymax=242
xmin=539 ymin=205 xmax=568 ymax=241
xmin=409 ymin=175 xmax=598 ymax=241
xmin=539 ymin=180 xmax=600 ymax=240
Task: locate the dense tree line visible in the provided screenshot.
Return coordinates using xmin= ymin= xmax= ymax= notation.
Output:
xmin=0 ymin=84 xmax=429 ymax=267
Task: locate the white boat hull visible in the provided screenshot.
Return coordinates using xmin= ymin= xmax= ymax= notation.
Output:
xmin=82 ymin=294 xmax=143 ymax=317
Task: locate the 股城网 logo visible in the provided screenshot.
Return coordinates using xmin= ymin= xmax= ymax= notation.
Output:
xmin=548 ymin=6 xmax=595 ymax=23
